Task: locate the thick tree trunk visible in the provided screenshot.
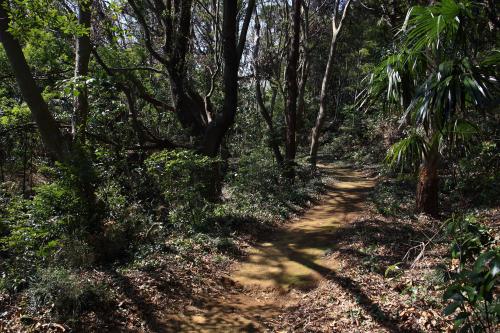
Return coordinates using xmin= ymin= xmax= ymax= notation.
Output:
xmin=169 ymin=74 xmax=207 ymax=136
xmin=201 ymin=0 xmax=239 ymax=157
xmin=0 ymin=0 xmax=68 ymax=161
xmin=201 ymin=0 xmax=254 ymax=156
xmin=309 ymin=0 xmax=351 ymax=167
xmin=284 ymin=0 xmax=302 ymax=177
xmin=72 ymin=0 xmax=92 ymax=144
xmin=416 ymin=147 xmax=440 ymax=217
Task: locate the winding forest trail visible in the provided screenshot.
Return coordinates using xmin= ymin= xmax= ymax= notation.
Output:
xmin=173 ymin=163 xmax=376 ymax=332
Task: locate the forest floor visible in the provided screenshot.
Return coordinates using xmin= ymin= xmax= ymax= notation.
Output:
xmin=1 ymin=162 xmax=457 ymax=332
xmin=167 ymin=163 xmax=376 ymax=332
xmin=162 ymin=162 xmax=452 ymax=332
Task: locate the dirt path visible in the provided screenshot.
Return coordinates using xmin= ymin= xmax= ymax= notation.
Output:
xmin=172 ymin=163 xmax=376 ymax=332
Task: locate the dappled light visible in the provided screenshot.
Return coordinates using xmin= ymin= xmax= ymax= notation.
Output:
xmin=0 ymin=0 xmax=497 ymax=332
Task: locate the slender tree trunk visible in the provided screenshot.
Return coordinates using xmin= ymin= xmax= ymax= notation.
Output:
xmin=72 ymin=0 xmax=92 ymax=144
xmin=297 ymin=60 xmax=309 ymax=134
xmin=253 ymin=12 xmax=284 ymax=166
xmin=486 ymin=0 xmax=500 ymax=30
xmin=256 ymin=83 xmax=284 ymax=166
xmin=416 ymin=143 xmax=440 ymax=217
xmin=309 ymin=0 xmax=351 ymax=167
xmin=309 ymin=32 xmax=336 ymax=166
xmin=297 ymin=2 xmax=310 ymax=136
xmin=1 ymin=0 xmax=101 ymax=235
xmin=0 ymin=0 xmax=68 ymax=161
xmin=284 ymin=0 xmax=302 ymax=177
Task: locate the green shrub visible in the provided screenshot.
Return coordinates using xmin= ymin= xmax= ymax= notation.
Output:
xmin=146 ymin=149 xmax=219 ymax=231
xmin=443 ymin=214 xmax=499 ymax=332
xmin=0 ymin=164 xmax=96 ymax=289
xmin=224 ymin=147 xmax=322 ymax=222
xmin=94 ymin=180 xmax=154 ymax=259
xmin=455 ymin=141 xmax=499 ymax=207
xmin=369 ymin=177 xmax=415 ymax=217
xmin=27 ymin=267 xmax=110 ymax=320
xmin=2 ymin=181 xmax=89 ymax=256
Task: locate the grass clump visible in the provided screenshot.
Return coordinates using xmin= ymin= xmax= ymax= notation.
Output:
xmin=27 ymin=267 xmax=111 ymax=321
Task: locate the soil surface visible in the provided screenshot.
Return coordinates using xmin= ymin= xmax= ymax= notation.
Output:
xmin=1 ymin=163 xmax=456 ymax=332
xmin=172 ymin=163 xmax=377 ymax=332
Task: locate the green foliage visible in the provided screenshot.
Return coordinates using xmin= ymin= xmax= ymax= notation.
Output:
xmin=367 ymin=0 xmax=496 ymax=177
xmin=27 ymin=267 xmax=110 ymax=321
xmin=225 ymin=147 xmax=322 ymax=222
xmin=443 ymin=214 xmax=499 ymax=332
xmin=0 ymin=163 xmax=96 ymax=290
xmin=370 ymin=177 xmax=415 ymax=217
xmin=445 ymin=140 xmax=500 ymax=207
xmin=402 ymin=0 xmax=465 ymax=54
xmin=146 ymin=149 xmax=219 ymax=231
xmin=385 ymin=262 xmax=404 ymax=279
xmin=0 ymin=104 xmax=31 ymax=126
xmin=446 ymin=214 xmax=493 ymax=265
xmin=7 ymin=0 xmax=88 ymax=40
xmin=385 ymin=132 xmax=427 ymax=171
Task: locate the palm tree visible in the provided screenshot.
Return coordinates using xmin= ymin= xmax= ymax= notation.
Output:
xmin=365 ymin=0 xmax=498 ymax=216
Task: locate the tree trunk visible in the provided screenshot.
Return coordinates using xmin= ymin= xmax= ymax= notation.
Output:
xmin=72 ymin=0 xmax=92 ymax=144
xmin=256 ymin=83 xmax=284 ymax=166
xmin=297 ymin=59 xmax=309 ymax=135
xmin=416 ymin=146 xmax=440 ymax=217
xmin=201 ymin=0 xmax=254 ymax=156
xmin=284 ymin=0 xmax=302 ymax=177
xmin=169 ymin=74 xmax=207 ymax=136
xmin=309 ymin=0 xmax=351 ymax=167
xmin=1 ymin=0 xmax=101 ymax=234
xmin=201 ymin=0 xmax=239 ymax=157
xmin=0 ymin=0 xmax=68 ymax=161
xmin=486 ymin=0 xmax=500 ymax=30
xmin=253 ymin=12 xmax=284 ymax=166
xmin=297 ymin=2 xmax=310 ymax=136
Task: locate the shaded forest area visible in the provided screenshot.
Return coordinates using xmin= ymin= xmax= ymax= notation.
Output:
xmin=0 ymin=0 xmax=499 ymax=332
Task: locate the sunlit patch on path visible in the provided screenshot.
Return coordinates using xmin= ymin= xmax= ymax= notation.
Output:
xmin=233 ymin=165 xmax=375 ymax=292
xmin=172 ymin=163 xmax=377 ymax=332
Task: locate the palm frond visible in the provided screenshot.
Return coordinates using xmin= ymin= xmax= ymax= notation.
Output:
xmin=405 ymin=56 xmax=496 ymax=133
xmin=403 ymin=0 xmax=467 ymax=54
xmin=446 ymin=118 xmax=480 ymax=147
xmin=385 ymin=133 xmax=428 ymax=171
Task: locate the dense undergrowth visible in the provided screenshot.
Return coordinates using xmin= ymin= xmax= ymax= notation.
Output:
xmin=0 ymin=144 xmax=325 ymax=329
xmin=322 ymin=116 xmax=499 ymax=331
xmin=0 ymin=0 xmax=497 ymax=331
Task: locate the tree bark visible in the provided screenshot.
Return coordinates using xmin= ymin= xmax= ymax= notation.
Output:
xmin=201 ymin=0 xmax=255 ymax=156
xmin=297 ymin=2 xmax=310 ymax=135
xmin=128 ymin=0 xmax=207 ymax=136
xmin=416 ymin=144 xmax=440 ymax=217
xmin=201 ymin=0 xmax=238 ymax=156
xmin=284 ymin=0 xmax=302 ymax=177
xmin=309 ymin=0 xmax=351 ymax=167
xmin=297 ymin=58 xmax=309 ymax=134
xmin=253 ymin=12 xmax=284 ymax=166
xmin=0 ymin=0 xmax=68 ymax=161
xmin=486 ymin=0 xmax=500 ymax=30
xmin=72 ymin=0 xmax=92 ymax=144
xmin=129 ymin=0 xmax=254 ymax=156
